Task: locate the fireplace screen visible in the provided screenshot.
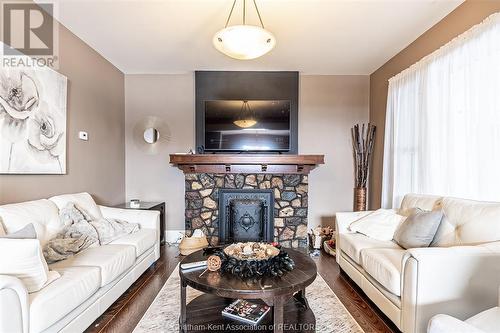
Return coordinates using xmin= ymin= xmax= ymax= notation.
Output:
xmin=219 ymin=189 xmax=274 ymax=244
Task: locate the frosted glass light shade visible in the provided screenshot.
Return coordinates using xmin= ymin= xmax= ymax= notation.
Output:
xmin=234 ymin=119 xmax=257 ymax=128
xmin=213 ymin=25 xmax=276 ymax=60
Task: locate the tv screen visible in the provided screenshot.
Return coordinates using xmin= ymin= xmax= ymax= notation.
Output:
xmin=204 ymin=100 xmax=291 ymax=152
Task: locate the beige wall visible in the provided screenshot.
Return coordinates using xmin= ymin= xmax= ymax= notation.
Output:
xmin=369 ymin=0 xmax=500 ymax=209
xmin=0 ymin=25 xmax=125 ymax=205
xmin=125 ymin=74 xmax=369 ymax=234
xmin=125 ymin=74 xmax=195 ymax=237
xmin=300 ymin=76 xmax=369 ymax=227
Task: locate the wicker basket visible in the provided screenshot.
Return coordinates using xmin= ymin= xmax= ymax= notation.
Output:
xmin=323 ymin=240 xmax=336 ymax=256
xmin=179 ymin=236 xmax=209 ymax=256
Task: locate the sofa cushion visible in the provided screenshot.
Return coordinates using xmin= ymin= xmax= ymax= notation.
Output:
xmin=339 ymin=233 xmax=401 ymax=265
xmin=111 ymin=228 xmax=156 ymax=257
xmin=29 ymin=266 xmax=100 ymax=333
xmin=49 ymin=192 xmax=103 ymax=220
xmin=399 ymin=194 xmax=443 ymax=216
xmin=360 ymin=248 xmax=406 ymax=296
xmin=433 ymin=197 xmax=500 ymax=247
xmin=50 ymin=245 xmax=135 ymax=286
xmin=466 ymin=306 xmax=500 ymax=333
xmin=0 ymin=199 xmax=62 ymax=246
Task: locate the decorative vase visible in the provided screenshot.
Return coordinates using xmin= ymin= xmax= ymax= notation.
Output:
xmin=354 ymin=187 xmax=367 ymax=211
xmin=351 ymin=123 xmax=375 ymax=212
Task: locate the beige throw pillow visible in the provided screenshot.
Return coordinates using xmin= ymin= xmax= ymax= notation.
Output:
xmin=393 ymin=208 xmax=443 ymax=249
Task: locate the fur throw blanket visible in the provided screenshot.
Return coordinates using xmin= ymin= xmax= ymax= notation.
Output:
xmin=43 ymin=203 xmax=140 ymax=264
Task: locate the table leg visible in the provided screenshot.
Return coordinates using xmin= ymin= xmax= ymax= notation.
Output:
xmin=179 ymin=278 xmax=187 ymax=333
xmin=293 ymin=288 xmax=310 ymax=309
xmin=273 ymin=297 xmax=284 ymax=333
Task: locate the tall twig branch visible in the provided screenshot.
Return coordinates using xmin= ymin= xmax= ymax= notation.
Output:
xmin=351 ymin=123 xmax=376 ymax=188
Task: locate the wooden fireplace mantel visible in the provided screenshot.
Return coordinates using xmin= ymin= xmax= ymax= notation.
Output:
xmin=169 ymin=154 xmax=324 ymax=174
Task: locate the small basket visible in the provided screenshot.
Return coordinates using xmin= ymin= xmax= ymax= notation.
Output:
xmin=179 ymin=236 xmax=209 ymax=256
xmin=323 ymin=240 xmax=336 ymax=256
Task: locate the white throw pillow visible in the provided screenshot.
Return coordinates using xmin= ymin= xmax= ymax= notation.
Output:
xmin=349 ymin=209 xmax=406 ymax=241
xmin=0 ymin=238 xmax=60 ymax=293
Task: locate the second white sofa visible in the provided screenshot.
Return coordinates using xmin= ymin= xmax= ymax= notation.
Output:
xmin=0 ymin=192 xmax=161 ymax=333
xmin=428 ymin=286 xmax=500 ymax=333
xmin=336 ymin=194 xmax=500 ymax=333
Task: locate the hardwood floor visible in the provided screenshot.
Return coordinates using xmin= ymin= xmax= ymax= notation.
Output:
xmin=315 ymin=253 xmax=400 ymax=333
xmin=85 ymin=245 xmax=180 ymax=333
xmin=85 ymin=245 xmax=400 ymax=333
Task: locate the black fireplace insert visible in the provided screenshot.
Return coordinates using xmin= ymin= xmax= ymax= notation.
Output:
xmin=218 ymin=189 xmax=274 ymax=244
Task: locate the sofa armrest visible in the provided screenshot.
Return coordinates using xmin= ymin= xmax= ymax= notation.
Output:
xmin=0 ymin=275 xmax=29 ymax=333
xmin=334 ymin=211 xmax=373 ymax=263
xmin=402 ymin=242 xmax=500 ymax=333
xmin=427 ymin=314 xmax=485 ymax=333
xmin=99 ymin=206 xmax=160 ymax=231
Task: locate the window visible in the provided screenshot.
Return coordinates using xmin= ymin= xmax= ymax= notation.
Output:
xmin=382 ymin=13 xmax=500 ymax=208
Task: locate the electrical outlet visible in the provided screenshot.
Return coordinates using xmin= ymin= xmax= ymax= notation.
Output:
xmin=78 ymin=131 xmax=88 ymax=141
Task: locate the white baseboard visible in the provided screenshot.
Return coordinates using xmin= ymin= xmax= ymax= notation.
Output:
xmin=165 ymin=229 xmax=185 ymax=244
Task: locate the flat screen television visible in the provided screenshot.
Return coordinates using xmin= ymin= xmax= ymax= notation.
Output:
xmin=204 ymin=100 xmax=291 ymax=152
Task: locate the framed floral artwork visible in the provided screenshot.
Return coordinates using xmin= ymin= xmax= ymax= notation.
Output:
xmin=0 ymin=66 xmax=67 ymax=174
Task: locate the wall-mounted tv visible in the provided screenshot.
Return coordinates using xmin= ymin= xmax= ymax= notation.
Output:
xmin=195 ymin=71 xmax=299 ymax=154
xmin=204 ymin=100 xmax=291 ymax=152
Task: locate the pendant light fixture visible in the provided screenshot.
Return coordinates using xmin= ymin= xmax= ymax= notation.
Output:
xmin=213 ymin=0 xmax=276 ymax=60
xmin=234 ymin=100 xmax=257 ymax=128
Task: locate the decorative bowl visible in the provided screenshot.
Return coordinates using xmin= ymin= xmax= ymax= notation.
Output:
xmin=216 ymin=242 xmax=294 ymax=278
xmin=223 ymin=242 xmax=280 ymax=261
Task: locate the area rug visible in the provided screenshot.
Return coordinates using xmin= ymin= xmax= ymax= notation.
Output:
xmin=134 ymin=265 xmax=364 ymax=333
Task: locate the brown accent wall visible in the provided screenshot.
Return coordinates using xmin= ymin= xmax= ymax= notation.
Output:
xmin=369 ymin=0 xmax=500 ymax=209
xmin=0 ymin=24 xmax=125 ymax=205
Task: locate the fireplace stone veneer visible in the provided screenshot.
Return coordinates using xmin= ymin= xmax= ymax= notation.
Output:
xmin=185 ymin=173 xmax=309 ymax=248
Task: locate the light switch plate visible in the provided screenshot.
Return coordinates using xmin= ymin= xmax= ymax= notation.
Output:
xmin=78 ymin=131 xmax=88 ymax=141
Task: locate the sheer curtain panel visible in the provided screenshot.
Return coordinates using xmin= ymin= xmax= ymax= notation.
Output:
xmin=382 ymin=13 xmax=500 ymax=208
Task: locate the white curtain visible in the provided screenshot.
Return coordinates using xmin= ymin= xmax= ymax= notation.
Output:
xmin=382 ymin=13 xmax=500 ymax=208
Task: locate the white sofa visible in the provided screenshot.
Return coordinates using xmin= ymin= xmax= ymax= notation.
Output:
xmin=335 ymin=194 xmax=500 ymax=333
xmin=428 ymin=286 xmax=500 ymax=333
xmin=0 ymin=193 xmax=161 ymax=333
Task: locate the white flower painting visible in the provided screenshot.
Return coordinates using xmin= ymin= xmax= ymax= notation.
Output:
xmin=0 ymin=67 xmax=67 ymax=174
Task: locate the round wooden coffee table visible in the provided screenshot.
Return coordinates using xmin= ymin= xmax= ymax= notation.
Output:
xmin=179 ymin=248 xmax=317 ymax=333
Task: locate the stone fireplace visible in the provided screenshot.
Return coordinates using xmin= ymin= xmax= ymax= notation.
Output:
xmin=184 ymin=173 xmax=309 ymax=247
xmin=170 ymin=154 xmax=324 ymax=248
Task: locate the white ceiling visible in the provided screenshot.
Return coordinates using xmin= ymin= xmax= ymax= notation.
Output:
xmin=46 ymin=0 xmax=463 ymax=74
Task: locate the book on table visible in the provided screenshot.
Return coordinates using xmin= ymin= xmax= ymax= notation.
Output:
xmin=221 ymin=299 xmax=271 ymax=325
